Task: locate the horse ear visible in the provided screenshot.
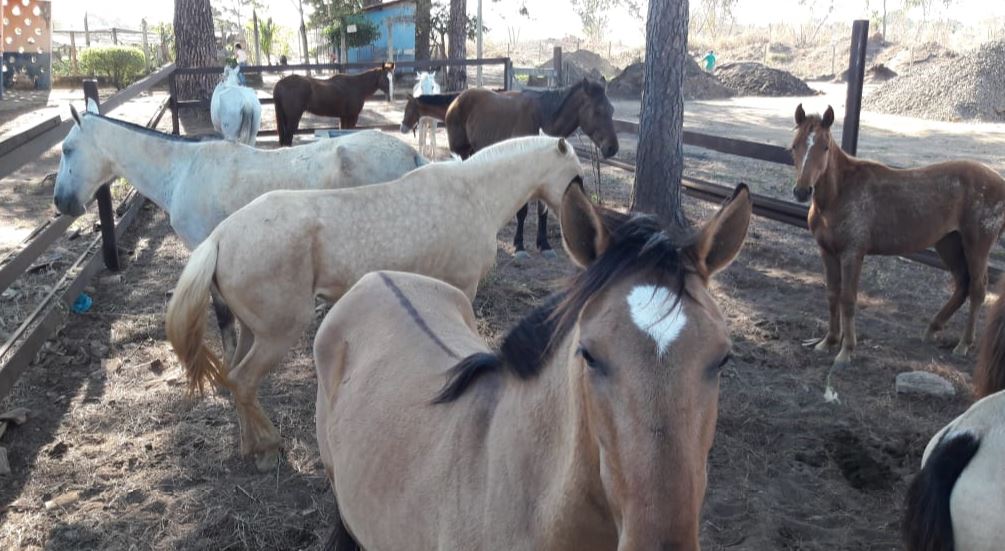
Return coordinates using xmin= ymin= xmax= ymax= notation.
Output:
xmin=560 ymin=179 xmax=609 ymax=268
xmin=795 ymin=104 xmax=806 ymax=125
xmin=822 ymin=106 xmax=835 ymax=128
xmin=69 ymin=103 xmax=81 ymax=125
xmin=557 ymin=138 xmax=568 ymax=155
xmin=686 ymin=183 xmax=752 ymax=281
xmin=86 ymin=97 xmax=100 ymax=115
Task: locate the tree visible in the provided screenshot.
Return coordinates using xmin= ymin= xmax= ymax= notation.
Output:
xmin=259 ymin=17 xmax=277 ymax=64
xmin=447 ymin=0 xmax=467 ymax=90
xmin=630 ymin=0 xmax=688 ymax=227
xmin=569 ymin=0 xmax=641 ymax=45
xmin=416 ymin=0 xmax=432 ymax=61
xmin=174 ymin=0 xmax=217 ymax=100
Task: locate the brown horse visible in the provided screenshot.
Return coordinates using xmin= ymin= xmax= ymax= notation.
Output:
xmin=445 ymin=78 xmax=619 ymax=258
xmin=273 ymin=63 xmax=393 ymax=146
xmin=903 ymin=281 xmax=1005 ymax=551
xmin=399 ymin=92 xmax=460 ymax=133
xmin=792 ymin=104 xmax=1005 ymax=369
xmin=313 ymin=183 xmax=752 ymax=550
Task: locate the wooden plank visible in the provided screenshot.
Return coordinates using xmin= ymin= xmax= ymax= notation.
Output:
xmin=0 ymin=216 xmax=73 ymax=294
xmin=612 ymin=119 xmax=793 ymax=166
xmin=0 ymin=119 xmax=74 ymax=181
xmin=0 ymin=116 xmax=61 ymax=157
xmin=97 ymin=63 xmax=176 ymax=114
xmin=171 ymin=58 xmax=513 ymax=77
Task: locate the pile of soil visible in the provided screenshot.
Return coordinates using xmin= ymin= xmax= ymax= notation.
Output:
xmin=533 ymin=49 xmax=620 ymax=87
xmin=715 ymin=62 xmax=817 ymax=97
xmin=607 ymin=57 xmax=734 ymax=100
xmin=866 ymin=63 xmax=898 ymax=82
xmin=864 ymin=39 xmax=1005 ymax=122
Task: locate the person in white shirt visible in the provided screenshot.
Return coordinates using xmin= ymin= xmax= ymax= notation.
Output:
xmin=234 ymin=43 xmax=248 ymax=85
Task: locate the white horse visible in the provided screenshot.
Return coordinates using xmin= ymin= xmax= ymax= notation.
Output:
xmin=211 ymin=65 xmax=262 ymax=146
xmin=412 ymin=71 xmax=440 ymax=158
xmin=54 ymin=99 xmax=427 ymax=359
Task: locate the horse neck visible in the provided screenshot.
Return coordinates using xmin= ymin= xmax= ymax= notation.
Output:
xmin=536 ymin=87 xmax=583 ymax=138
xmin=467 ymin=154 xmax=561 ymax=229
xmin=90 ymin=118 xmax=184 ymax=211
xmin=418 ymin=102 xmax=448 ymax=120
xmin=495 ymin=332 xmax=611 ymax=541
xmin=346 ymin=69 xmax=381 ymax=94
xmin=813 ymin=143 xmax=854 ymax=211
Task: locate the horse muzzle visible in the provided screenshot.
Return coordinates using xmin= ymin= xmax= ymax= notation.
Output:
xmin=54 ymin=193 xmax=85 ymax=217
xmin=400 ymin=123 xmax=411 ymax=134
xmin=792 ymin=186 xmax=812 ymax=203
xmin=601 ymin=142 xmax=619 ymax=158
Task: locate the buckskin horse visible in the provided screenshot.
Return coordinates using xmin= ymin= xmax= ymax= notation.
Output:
xmin=312 ymin=183 xmax=752 ymax=550
xmin=272 ymin=63 xmax=393 ymax=146
xmin=903 ymin=280 xmax=1005 ymax=551
xmin=53 ymin=99 xmax=425 ymax=366
xmin=792 ymin=104 xmax=1005 ymax=369
xmin=445 ymin=78 xmax=619 ymax=259
xmin=165 ymin=136 xmax=585 ymax=470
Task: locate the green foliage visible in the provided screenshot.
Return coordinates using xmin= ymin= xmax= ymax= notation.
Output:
xmin=79 ymin=46 xmax=147 ymax=89
xmin=325 ymin=15 xmax=380 ymax=49
xmin=569 ymin=0 xmax=640 ymax=41
xmin=259 ymin=17 xmax=277 ymax=64
xmin=307 ymin=0 xmax=366 ymax=27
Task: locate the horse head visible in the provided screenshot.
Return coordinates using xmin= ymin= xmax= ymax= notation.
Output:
xmin=401 ymin=96 xmax=421 ymax=134
xmin=54 ymin=99 xmax=112 ymax=217
xmin=558 ymin=182 xmax=750 ymax=547
xmin=791 ymin=104 xmax=835 ymax=203
xmin=575 ymin=77 xmax=619 ymax=158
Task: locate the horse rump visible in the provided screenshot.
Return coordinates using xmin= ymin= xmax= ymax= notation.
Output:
xmin=976 ymin=280 xmax=1005 ymax=398
xmin=903 ymin=431 xmax=980 ymax=551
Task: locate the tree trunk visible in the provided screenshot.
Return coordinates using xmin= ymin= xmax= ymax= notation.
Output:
xmin=630 ymin=0 xmax=688 ymax=227
xmin=415 ymin=0 xmax=432 ymax=62
xmin=447 ymin=0 xmax=467 ymax=90
xmin=173 ymin=0 xmax=216 ymax=101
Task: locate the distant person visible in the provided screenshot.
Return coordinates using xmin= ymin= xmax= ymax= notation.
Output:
xmin=234 ymin=43 xmax=248 ymax=85
xmin=702 ymin=49 xmax=717 ymax=72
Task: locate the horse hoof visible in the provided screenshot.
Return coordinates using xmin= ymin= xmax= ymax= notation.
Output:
xmin=513 ymin=250 xmax=531 ymax=262
xmin=832 ymin=356 xmax=852 ymax=370
xmin=952 ymin=341 xmax=970 ymax=357
xmin=801 ymin=337 xmax=823 ymax=349
xmin=541 ymin=249 xmax=558 ymax=260
xmin=254 ymin=448 xmax=279 ymax=472
xmin=923 ymin=328 xmax=941 ymax=343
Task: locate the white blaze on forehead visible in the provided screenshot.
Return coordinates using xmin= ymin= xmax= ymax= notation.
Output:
xmin=798 ymin=132 xmax=815 ymax=177
xmin=626 ymin=285 xmax=688 ymax=357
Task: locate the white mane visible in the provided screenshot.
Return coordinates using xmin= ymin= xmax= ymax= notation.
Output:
xmin=467 ymin=135 xmax=568 ymax=165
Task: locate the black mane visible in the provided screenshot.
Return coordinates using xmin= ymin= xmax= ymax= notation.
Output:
xmin=88 ymin=113 xmax=220 ymax=143
xmin=415 ymin=93 xmax=460 ymax=107
xmin=433 ymin=210 xmax=695 ymax=404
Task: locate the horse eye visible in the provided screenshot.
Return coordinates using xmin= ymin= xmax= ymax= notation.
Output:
xmin=578 ymin=346 xmax=606 ymax=375
xmin=719 ymin=353 xmax=732 ymax=369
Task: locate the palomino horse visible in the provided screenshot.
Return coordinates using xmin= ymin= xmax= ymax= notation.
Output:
xmin=210 ymin=64 xmax=261 ymax=145
xmin=445 ymin=78 xmax=619 ymax=258
xmin=53 ymin=99 xmax=425 ymax=362
xmin=902 ymin=281 xmax=1005 ymax=551
xmin=165 ymin=136 xmax=585 ymax=470
xmin=273 ymin=63 xmax=393 ymax=146
xmin=792 ymin=104 xmax=1005 ymax=369
xmin=313 ymin=183 xmax=752 ymax=550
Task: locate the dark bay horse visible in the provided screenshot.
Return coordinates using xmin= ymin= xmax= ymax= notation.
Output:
xmin=902 ymin=280 xmax=1005 ymax=551
xmin=273 ymin=63 xmax=393 ymax=146
xmin=399 ymin=92 xmax=460 ymax=133
xmin=792 ymin=104 xmax=1005 ymax=369
xmin=445 ymin=78 xmax=619 ymax=258
xmin=313 ymin=183 xmax=752 ymax=550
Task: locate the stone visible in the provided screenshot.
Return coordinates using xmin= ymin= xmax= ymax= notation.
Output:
xmin=896 ymin=371 xmax=956 ymax=398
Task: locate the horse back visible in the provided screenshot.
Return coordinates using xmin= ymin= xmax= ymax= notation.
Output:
xmin=447 ymin=89 xmax=539 ymax=155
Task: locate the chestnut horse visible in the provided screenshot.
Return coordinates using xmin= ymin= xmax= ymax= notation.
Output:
xmin=445 ymin=78 xmax=619 ymax=259
xmin=273 ymin=63 xmax=393 ymax=146
xmin=903 ymin=280 xmax=1005 ymax=551
xmin=792 ymin=104 xmax=1005 ymax=369
xmin=166 ymin=136 xmax=584 ymax=470
xmin=313 ymin=184 xmax=752 ymax=550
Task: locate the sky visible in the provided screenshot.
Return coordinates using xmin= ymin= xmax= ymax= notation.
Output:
xmin=49 ymin=0 xmax=1005 ymax=43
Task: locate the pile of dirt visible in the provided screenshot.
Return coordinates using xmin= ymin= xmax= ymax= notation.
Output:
xmin=607 ymin=57 xmax=734 ymax=100
xmin=714 ymin=62 xmax=817 ymax=97
xmin=866 ymin=63 xmax=898 ymax=82
xmin=536 ymin=49 xmax=619 ymax=86
xmin=864 ymin=39 xmax=1005 ymax=122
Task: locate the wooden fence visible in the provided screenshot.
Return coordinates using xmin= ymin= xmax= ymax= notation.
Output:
xmin=0 ymin=64 xmax=174 ymax=399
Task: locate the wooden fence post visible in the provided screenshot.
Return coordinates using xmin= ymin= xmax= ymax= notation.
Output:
xmin=83 ymin=80 xmax=121 ymax=272
xmin=168 ymin=72 xmax=179 ymax=135
xmin=503 ymin=58 xmax=512 ymax=91
xmin=842 ymin=20 xmax=869 ymax=156
xmin=70 ymin=32 xmax=79 ymax=72
xmin=553 ymin=46 xmax=562 ymax=87
xmin=142 ymin=19 xmax=150 ymax=71
xmin=112 ymin=28 xmax=119 ymax=45
xmin=84 ymin=13 xmax=91 ymax=47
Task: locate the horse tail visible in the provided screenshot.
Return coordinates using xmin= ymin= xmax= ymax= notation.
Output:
xmin=238 ymin=102 xmax=256 ymax=145
xmin=902 ymin=432 xmax=980 ymax=551
xmin=976 ymin=279 xmax=1005 ymax=398
xmin=274 ymin=88 xmax=290 ymax=146
xmin=165 ymin=238 xmax=229 ymax=395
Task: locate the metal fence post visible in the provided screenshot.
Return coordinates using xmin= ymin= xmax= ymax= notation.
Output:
xmin=553 ymin=46 xmax=562 ymax=87
xmin=82 ymin=80 xmax=121 ymax=272
xmin=841 ymin=20 xmax=869 ymax=156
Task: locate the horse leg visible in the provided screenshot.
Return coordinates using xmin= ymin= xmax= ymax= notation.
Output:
xmin=536 ymin=201 xmax=557 ymax=259
xmin=281 ymin=105 xmax=306 ymax=147
xmin=808 ymin=248 xmax=842 ymax=353
xmin=926 ymin=232 xmax=969 ymax=342
xmin=227 ymin=330 xmax=300 ymax=471
xmin=341 ymin=115 xmax=359 ymax=129
xmin=232 ymin=318 xmax=254 ymax=370
xmin=323 ymin=499 xmax=361 ymax=551
xmin=833 ymin=252 xmax=864 ymax=369
xmin=956 ymin=240 xmax=991 ymax=357
xmin=513 ymin=203 xmax=530 ymax=261
xmin=210 ymin=287 xmax=237 ymax=366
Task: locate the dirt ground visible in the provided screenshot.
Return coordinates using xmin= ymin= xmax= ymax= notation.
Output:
xmin=0 ymin=80 xmax=996 ymax=550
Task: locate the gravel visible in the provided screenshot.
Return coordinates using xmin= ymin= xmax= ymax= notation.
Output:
xmin=608 ymin=57 xmax=734 ymax=100
xmin=864 ymin=39 xmax=1005 ymax=122
xmin=714 ymin=62 xmax=818 ymax=97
